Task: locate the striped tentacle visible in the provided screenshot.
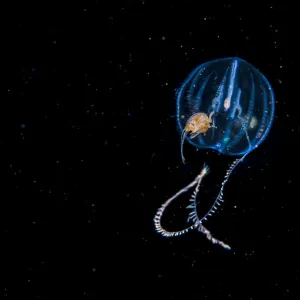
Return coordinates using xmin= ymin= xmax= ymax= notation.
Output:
xmin=154 ymin=165 xmax=209 ymax=237
xmin=187 ymin=163 xmax=210 ymax=224
xmin=187 ymin=154 xmax=247 ymax=226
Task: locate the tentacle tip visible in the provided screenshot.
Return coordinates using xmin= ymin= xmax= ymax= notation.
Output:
xmin=200 ymin=164 xmax=210 ymax=176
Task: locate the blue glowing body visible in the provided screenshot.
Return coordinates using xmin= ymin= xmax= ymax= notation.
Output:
xmin=176 ymin=57 xmax=275 ymax=156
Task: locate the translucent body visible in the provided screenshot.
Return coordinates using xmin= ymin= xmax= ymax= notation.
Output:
xmin=176 ymin=57 xmax=275 ymax=156
xmin=154 ymin=57 xmax=275 ymax=250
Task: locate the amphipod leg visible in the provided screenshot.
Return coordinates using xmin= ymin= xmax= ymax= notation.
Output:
xmin=154 ymin=164 xmax=209 ymax=237
xmin=180 ymin=130 xmax=188 ymax=164
xmin=190 ymin=130 xmax=202 ymax=139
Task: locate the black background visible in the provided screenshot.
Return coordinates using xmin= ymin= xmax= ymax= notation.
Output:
xmin=3 ymin=2 xmax=298 ymax=299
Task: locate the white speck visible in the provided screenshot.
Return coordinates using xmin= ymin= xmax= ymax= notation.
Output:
xmin=162 ymin=36 xmax=165 ymax=40
xmin=249 ymin=116 xmax=258 ymax=128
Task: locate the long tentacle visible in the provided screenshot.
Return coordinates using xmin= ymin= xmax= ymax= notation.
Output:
xmin=187 ymin=152 xmax=248 ymax=225
xmin=186 ymin=164 xmax=209 ymax=223
xmin=154 ymin=164 xmax=209 ymax=237
xmin=185 ymin=152 xmax=249 ymax=250
xmin=197 ymin=224 xmax=231 ymax=250
xmin=186 ymin=163 xmax=233 ymax=250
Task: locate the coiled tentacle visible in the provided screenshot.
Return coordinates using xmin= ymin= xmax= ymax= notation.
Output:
xmin=154 ymin=163 xmax=232 ymax=250
xmin=154 ymin=164 xmax=208 ymax=237
xmin=187 ymin=152 xmax=248 ymax=225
